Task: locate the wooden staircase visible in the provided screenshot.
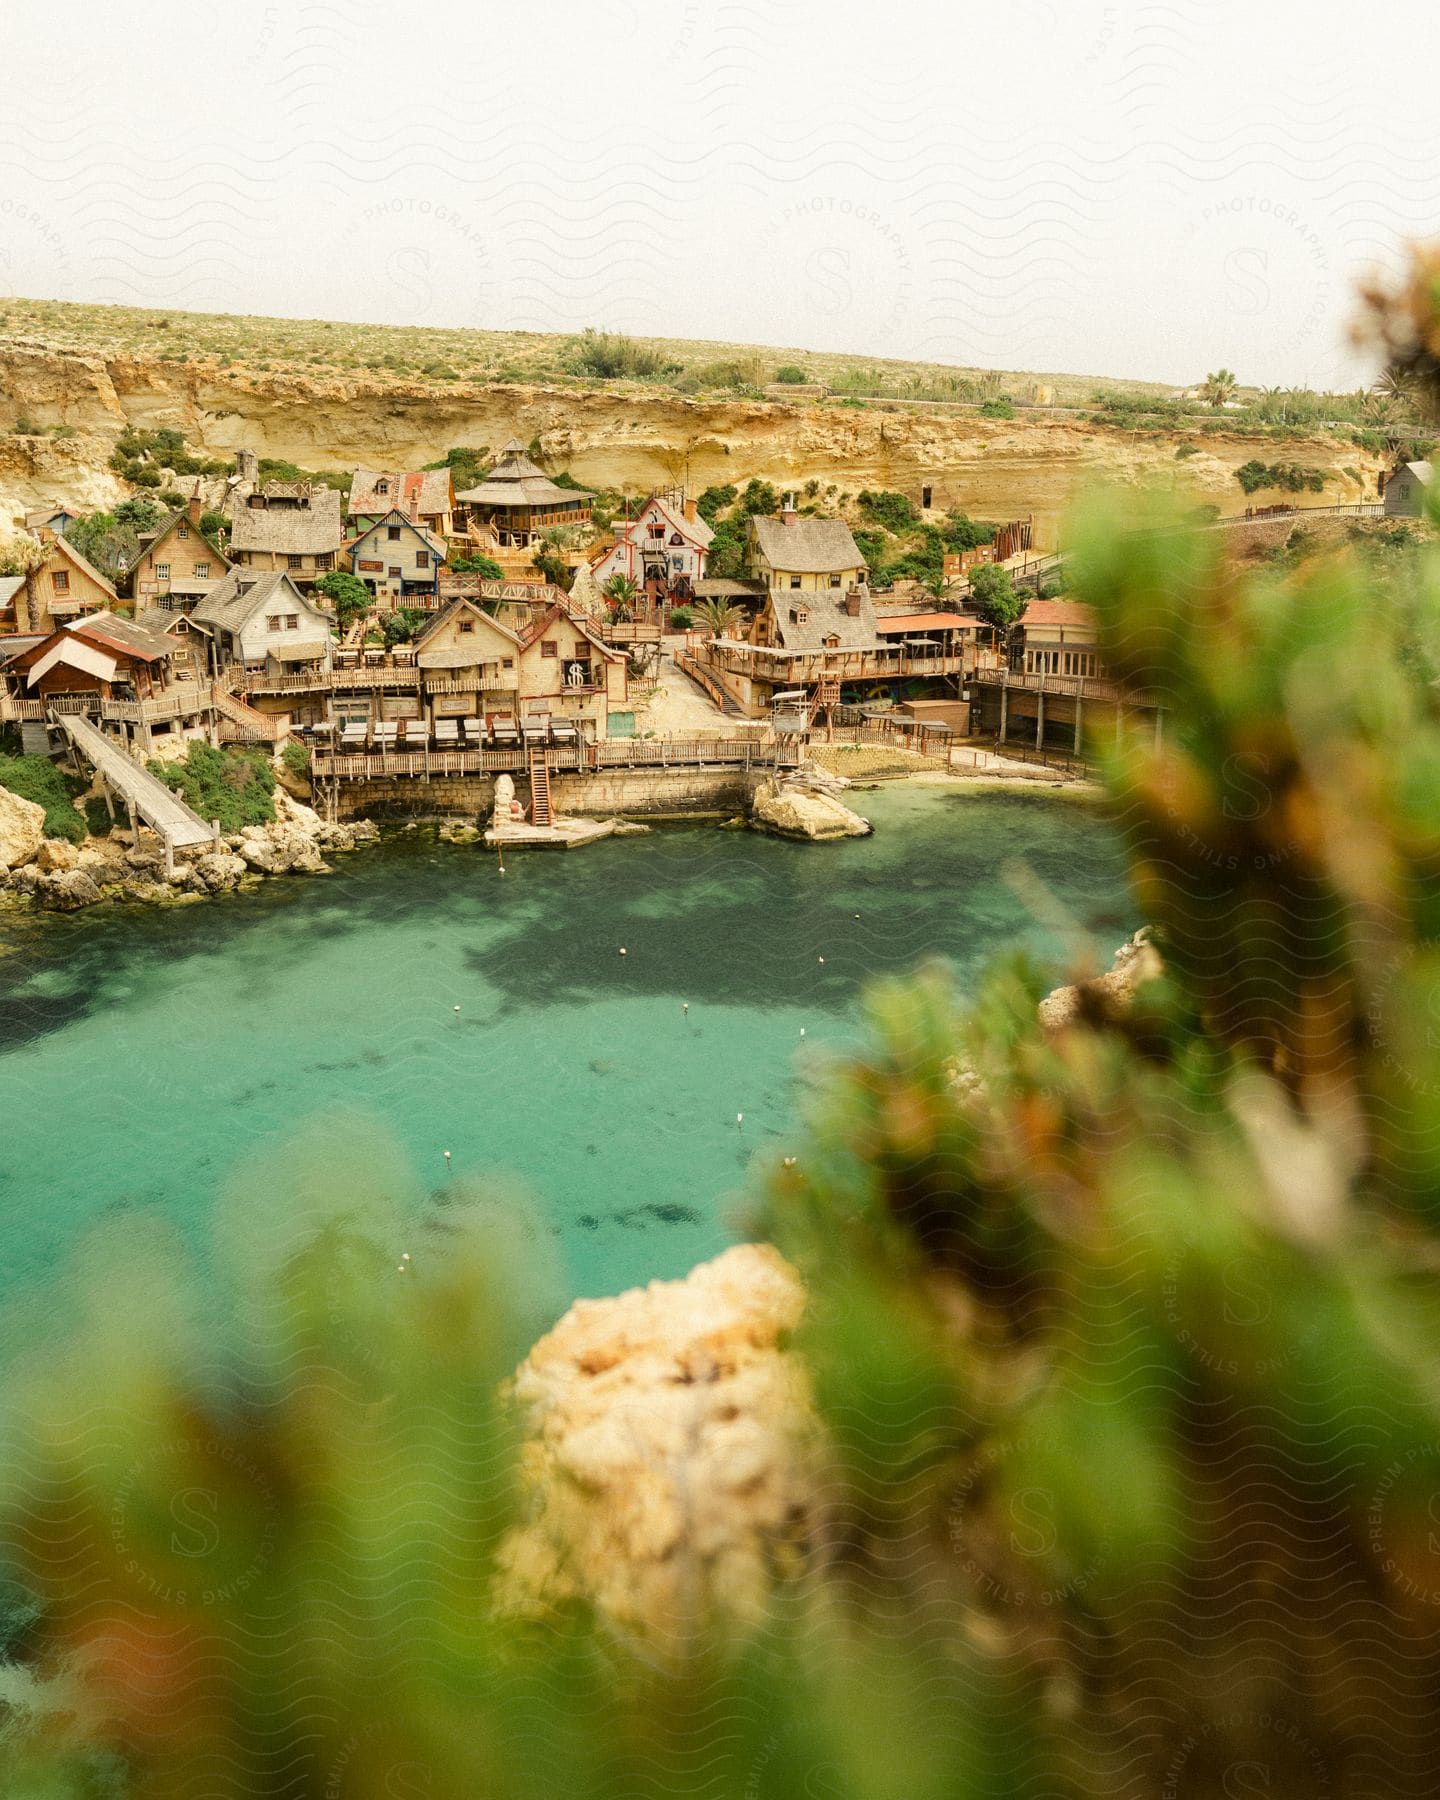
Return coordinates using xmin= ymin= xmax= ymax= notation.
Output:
xmin=528 ymin=744 xmax=553 ymax=827
xmin=213 ymin=684 xmax=284 ymax=743
xmin=809 ymin=675 xmax=842 ymax=738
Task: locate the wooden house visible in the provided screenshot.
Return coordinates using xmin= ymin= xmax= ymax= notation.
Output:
xmin=0 ymin=612 xmax=214 ymax=756
xmin=348 ymin=509 xmax=447 ymax=609
xmin=348 ymin=468 xmax=455 ymax=540
xmin=748 ymin=505 xmax=867 ymax=598
xmin=191 ymin=570 xmax=335 ymax=677
xmin=126 ymin=494 xmax=231 ymax=611
xmin=1383 ymin=460 xmax=1434 ymax=517
xmin=23 ymin=504 xmax=80 ymax=535
xmin=590 ymin=493 xmax=713 ymax=606
xmin=0 ymin=531 xmax=117 ymax=636
xmin=229 ymin=482 xmax=343 ymax=589
xmin=1013 ymin=599 xmax=1102 ymax=678
xmin=455 ymin=441 xmax=594 ymax=550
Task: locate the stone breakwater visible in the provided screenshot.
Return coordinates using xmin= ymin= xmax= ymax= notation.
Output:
xmin=0 ymin=788 xmax=378 ymax=911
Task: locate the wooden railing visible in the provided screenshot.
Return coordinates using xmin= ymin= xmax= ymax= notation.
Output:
xmin=311 ymin=735 xmax=799 ymax=782
xmin=699 ymin=643 xmax=969 ymax=684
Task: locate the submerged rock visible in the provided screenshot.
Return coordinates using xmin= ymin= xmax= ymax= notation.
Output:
xmin=36 ymin=868 xmax=103 ymax=911
xmin=495 ymin=1244 xmax=817 ymax=1651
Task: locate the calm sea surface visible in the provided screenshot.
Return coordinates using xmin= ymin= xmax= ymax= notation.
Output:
xmin=0 ymin=787 xmax=1137 ymax=1331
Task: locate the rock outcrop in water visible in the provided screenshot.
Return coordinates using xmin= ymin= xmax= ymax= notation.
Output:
xmin=495 ymin=1244 xmax=817 ymax=1651
xmin=750 ymin=759 xmax=872 ymax=842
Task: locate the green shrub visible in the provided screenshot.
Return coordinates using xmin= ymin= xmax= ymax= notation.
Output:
xmin=858 ymin=489 xmax=919 ymax=532
xmin=697 ymin=484 xmax=737 ymax=526
xmin=563 ymin=329 xmax=680 ymax=382
xmin=668 ymin=607 xmax=694 ymax=630
xmin=978 ymin=396 xmax=1015 ymax=419
xmin=280 ymin=739 xmax=311 ymax=778
xmin=150 ymin=743 xmax=274 ymax=833
xmin=773 ymin=365 xmax=809 ymax=384
xmin=450 ymin=552 xmax=505 ymax=579
xmin=0 ymin=755 xmax=87 ymax=842
xmin=1235 ymin=459 xmax=1329 ymax=495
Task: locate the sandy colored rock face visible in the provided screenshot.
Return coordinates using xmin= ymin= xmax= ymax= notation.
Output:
xmin=34 ymin=837 xmax=80 ymax=874
xmin=1037 ymin=928 xmax=1162 ymax=1031
xmin=495 ymin=1244 xmax=817 ymax=1653
xmin=751 ymin=777 xmax=870 ymax=841
xmin=0 ymin=786 xmax=47 ymax=873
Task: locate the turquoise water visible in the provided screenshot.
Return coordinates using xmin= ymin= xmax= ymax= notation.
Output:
xmin=0 ymin=787 xmax=1137 ymax=1327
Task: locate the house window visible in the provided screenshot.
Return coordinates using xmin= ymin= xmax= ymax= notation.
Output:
xmin=316 ymin=553 xmax=333 ymax=571
xmin=194 ymin=563 xmax=210 ymax=578
xmin=388 ymin=566 xmax=402 ymax=579
xmin=158 ymin=595 xmax=174 ymax=611
xmin=377 ymin=480 xmax=390 ymax=495
xmin=789 ymin=575 xmax=801 ymax=589
xmin=155 ymin=564 xmax=170 ymax=580
xmin=823 ymin=634 xmax=840 ymax=649
xmin=387 ymin=525 xmax=401 ymax=541
xmin=177 ymin=522 xmax=189 ymax=539
xmin=542 ymin=641 xmax=558 ymax=658
xmin=285 ymin=614 xmax=299 ymax=631
xmin=51 ymin=570 xmax=70 ymax=593
xmin=829 ymin=574 xmax=842 ymax=588
xmin=266 ymin=615 xmax=282 ymax=631
xmin=459 ymin=621 xmax=475 ymax=634
xmin=288 ymin=554 xmax=303 ymax=571
xmin=415 ymin=550 xmax=429 ymax=570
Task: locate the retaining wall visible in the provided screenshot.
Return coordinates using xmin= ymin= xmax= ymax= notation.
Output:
xmin=333 ymin=766 xmax=758 ymax=823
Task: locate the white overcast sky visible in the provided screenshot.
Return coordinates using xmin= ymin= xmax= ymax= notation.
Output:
xmin=1 ymin=0 xmax=1436 ymax=388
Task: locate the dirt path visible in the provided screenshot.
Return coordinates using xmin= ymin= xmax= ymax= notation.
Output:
xmin=632 ymin=640 xmax=733 ymax=735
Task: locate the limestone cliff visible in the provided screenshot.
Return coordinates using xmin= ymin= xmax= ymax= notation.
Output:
xmin=0 ymin=337 xmax=1387 ymax=540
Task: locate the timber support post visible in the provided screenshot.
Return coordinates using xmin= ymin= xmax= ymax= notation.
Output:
xmin=212 ymin=818 xmax=221 ymax=848
xmin=1074 ymin=678 xmax=1084 ymax=755
xmin=1036 ymin=674 xmax=1046 ymax=750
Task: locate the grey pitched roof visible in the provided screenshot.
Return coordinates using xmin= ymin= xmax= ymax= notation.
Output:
xmin=456 ymin=442 xmax=594 ymax=509
xmin=192 ymin=569 xmax=326 ymax=634
xmin=769 ymin=584 xmax=878 ymax=653
xmin=350 ymin=509 xmax=448 ymax=562
xmin=349 ymin=468 xmax=454 ymax=519
xmin=0 ymin=575 xmax=24 ymax=607
xmin=751 ymin=514 xmax=865 ymax=574
xmin=229 ymin=484 xmax=344 ymax=555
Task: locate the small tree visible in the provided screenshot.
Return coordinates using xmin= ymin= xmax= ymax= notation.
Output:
xmin=693 ymin=596 xmax=744 ymax=639
xmin=450 ymin=552 xmax=505 ymax=579
xmin=1200 ymin=367 xmax=1239 ymax=409
xmin=314 ymin=570 xmax=373 ymax=631
xmin=603 ymin=574 xmax=639 ymax=619
xmin=381 ymin=607 xmax=429 ymax=648
xmin=967 ymin=561 xmax=1027 ymax=655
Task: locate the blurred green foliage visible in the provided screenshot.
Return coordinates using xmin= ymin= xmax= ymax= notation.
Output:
xmin=8 ymin=467 xmax=1440 ymax=1795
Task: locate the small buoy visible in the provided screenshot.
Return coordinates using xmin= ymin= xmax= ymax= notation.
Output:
xmin=683 ymin=1001 xmax=689 ymax=1014
xmin=800 ymin=1027 xmax=805 ymax=1037
xmin=453 ymin=1005 xmax=461 ymax=1014
xmin=737 ymin=1112 xmax=744 ymax=1128
xmin=401 ymin=1252 xmax=411 ymax=1262
xmin=443 ymin=1150 xmax=452 ymax=1164
xmin=619 ymin=947 xmax=627 ymax=956
xmin=854 ymin=913 xmax=860 ymax=920
xmin=783 ymin=1156 xmax=796 ymax=1169
xmin=818 ymin=956 xmax=825 ymax=965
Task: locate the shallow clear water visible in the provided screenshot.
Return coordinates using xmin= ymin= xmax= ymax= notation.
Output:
xmin=0 ymin=787 xmax=1137 ymax=1327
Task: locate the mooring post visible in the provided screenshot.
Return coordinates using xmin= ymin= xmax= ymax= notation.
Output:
xmin=164 ymin=836 xmax=175 ymax=880
xmin=212 ymin=818 xmax=221 ymax=848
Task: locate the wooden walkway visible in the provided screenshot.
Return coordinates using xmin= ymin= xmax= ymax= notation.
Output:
xmin=50 ymin=713 xmax=214 ymax=850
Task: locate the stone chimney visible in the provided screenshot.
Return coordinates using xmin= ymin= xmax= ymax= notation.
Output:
xmin=187 ymin=486 xmax=203 ymax=524
xmin=234 ymin=448 xmax=260 ymax=491
xmin=683 ymin=495 xmax=698 ymax=523
xmin=781 ymin=492 xmax=798 ymax=525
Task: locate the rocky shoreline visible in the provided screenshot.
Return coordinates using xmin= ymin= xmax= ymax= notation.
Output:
xmin=0 ymin=785 xmax=378 ymax=911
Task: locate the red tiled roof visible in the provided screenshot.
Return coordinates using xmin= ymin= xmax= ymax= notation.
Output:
xmin=1020 ymin=600 xmax=1094 ymax=629
xmin=875 ymin=612 xmax=977 ymax=633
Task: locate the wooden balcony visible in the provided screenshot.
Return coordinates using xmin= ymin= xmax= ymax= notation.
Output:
xmin=700 ymin=641 xmax=970 ymax=685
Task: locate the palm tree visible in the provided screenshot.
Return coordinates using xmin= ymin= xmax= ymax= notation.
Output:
xmin=603 ymin=574 xmax=639 ymax=620
xmin=1200 ymin=368 xmax=1240 ymax=410
xmin=0 ymin=534 xmax=51 ymax=634
xmin=915 ymin=567 xmax=958 ymax=609
xmin=692 ymin=596 xmax=744 ymax=639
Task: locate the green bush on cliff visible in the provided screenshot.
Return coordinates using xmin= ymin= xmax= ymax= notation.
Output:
xmin=149 ymin=742 xmax=274 ymax=833
xmin=0 ymin=754 xmax=87 ymax=842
